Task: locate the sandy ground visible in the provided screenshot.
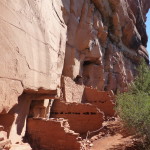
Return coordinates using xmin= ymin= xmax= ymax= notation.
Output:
xmin=91 ymin=134 xmax=133 ymax=150
xmin=89 ymin=118 xmax=142 ymax=150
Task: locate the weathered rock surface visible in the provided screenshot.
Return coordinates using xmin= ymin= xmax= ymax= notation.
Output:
xmin=62 ymin=0 xmax=149 ymax=92
xmin=0 ymin=0 xmax=149 ymax=149
xmin=10 ymin=144 xmax=32 ymax=150
xmin=61 ymin=77 xmax=115 ymax=118
xmin=0 ymin=0 xmax=67 ymax=114
xmin=61 ymin=76 xmax=85 ymax=103
xmin=0 ymin=125 xmax=11 ymax=150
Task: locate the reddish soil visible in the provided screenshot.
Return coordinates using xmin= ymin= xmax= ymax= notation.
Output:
xmin=89 ymin=118 xmax=144 ymax=150
xmin=91 ymin=134 xmax=133 ymax=150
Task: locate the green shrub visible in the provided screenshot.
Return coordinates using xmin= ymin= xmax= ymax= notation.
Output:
xmin=116 ymin=59 xmax=150 ymax=146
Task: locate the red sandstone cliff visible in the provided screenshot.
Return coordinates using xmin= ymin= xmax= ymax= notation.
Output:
xmin=0 ymin=0 xmax=149 ymax=150
xmin=62 ymin=0 xmax=150 ymax=92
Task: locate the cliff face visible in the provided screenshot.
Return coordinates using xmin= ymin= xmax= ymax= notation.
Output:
xmin=0 ymin=0 xmax=149 ymax=113
xmin=0 ymin=0 xmax=67 ymax=114
xmin=62 ymin=0 xmax=149 ymax=92
xmin=0 ymin=0 xmax=149 ymax=149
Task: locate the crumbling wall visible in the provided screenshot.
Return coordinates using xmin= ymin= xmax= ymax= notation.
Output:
xmin=83 ymin=87 xmax=115 ymax=117
xmin=27 ymin=118 xmax=83 ymax=150
xmin=61 ymin=77 xmax=115 ymax=117
xmin=51 ymin=100 xmax=104 ymax=135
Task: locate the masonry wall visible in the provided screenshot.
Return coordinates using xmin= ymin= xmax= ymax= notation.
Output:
xmin=27 ymin=118 xmax=82 ymax=150
xmin=51 ymin=100 xmax=104 ymax=135
xmin=83 ymin=87 xmax=115 ymax=117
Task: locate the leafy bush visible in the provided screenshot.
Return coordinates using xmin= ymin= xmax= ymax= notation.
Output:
xmin=116 ymin=59 xmax=150 ymax=144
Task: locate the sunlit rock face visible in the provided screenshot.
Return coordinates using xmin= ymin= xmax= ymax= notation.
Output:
xmin=0 ymin=0 xmax=149 ymax=149
xmin=62 ymin=0 xmax=149 ymax=92
xmin=0 ymin=0 xmax=67 ymax=113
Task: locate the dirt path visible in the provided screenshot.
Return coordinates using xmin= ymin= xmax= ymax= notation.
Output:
xmin=91 ymin=134 xmax=133 ymax=150
xmin=89 ymin=118 xmax=141 ymax=150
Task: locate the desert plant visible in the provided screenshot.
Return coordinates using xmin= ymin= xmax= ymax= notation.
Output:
xmin=116 ymin=58 xmax=150 ymax=147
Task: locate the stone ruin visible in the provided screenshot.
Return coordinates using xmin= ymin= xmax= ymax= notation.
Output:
xmin=0 ymin=0 xmax=149 ymax=149
xmin=0 ymin=77 xmax=115 ymax=150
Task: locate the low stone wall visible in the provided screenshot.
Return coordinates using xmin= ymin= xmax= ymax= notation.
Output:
xmin=51 ymin=101 xmax=104 ymax=135
xmin=83 ymin=87 xmax=115 ymax=117
xmin=27 ymin=118 xmax=83 ymax=150
xmin=61 ymin=77 xmax=115 ymax=118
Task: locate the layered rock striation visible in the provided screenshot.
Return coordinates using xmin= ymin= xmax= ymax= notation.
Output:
xmin=0 ymin=0 xmax=149 ymax=149
xmin=62 ymin=0 xmax=150 ymax=92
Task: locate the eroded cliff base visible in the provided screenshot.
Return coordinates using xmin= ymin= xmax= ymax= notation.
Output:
xmin=0 ymin=77 xmax=145 ymax=150
xmin=0 ymin=0 xmax=150 ymax=149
